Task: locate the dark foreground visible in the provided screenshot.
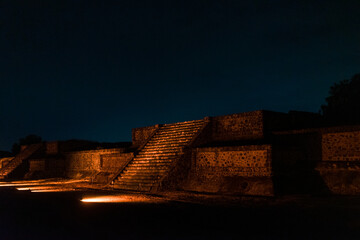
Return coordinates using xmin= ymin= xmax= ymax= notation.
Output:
xmin=0 ymin=188 xmax=360 ymax=240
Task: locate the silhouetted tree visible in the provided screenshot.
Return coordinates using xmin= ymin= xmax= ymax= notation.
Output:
xmin=321 ymin=74 xmax=360 ymax=125
xmin=12 ymin=134 xmax=42 ymax=154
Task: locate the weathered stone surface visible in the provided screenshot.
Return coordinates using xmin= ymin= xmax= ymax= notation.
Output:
xmin=183 ymin=145 xmax=273 ymax=196
xmin=64 ymin=148 xmax=128 ymax=178
xmin=210 ymin=111 xmax=264 ymax=142
xmin=317 ymin=130 xmax=360 ymax=194
xmin=132 ymin=125 xmax=159 ymax=148
xmin=317 ymin=167 xmax=360 ymax=195
xmin=8 ymin=110 xmax=360 ymax=196
xmin=322 ymin=131 xmax=360 ymax=161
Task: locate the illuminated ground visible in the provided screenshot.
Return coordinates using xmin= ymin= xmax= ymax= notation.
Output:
xmin=0 ymin=180 xmax=360 ymax=239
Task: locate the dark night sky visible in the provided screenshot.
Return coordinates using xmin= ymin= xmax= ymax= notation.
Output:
xmin=1 ymin=0 xmax=359 ymax=151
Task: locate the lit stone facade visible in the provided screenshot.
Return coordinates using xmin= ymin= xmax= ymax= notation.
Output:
xmin=1 ymin=110 xmax=360 ymax=196
xmin=317 ymin=128 xmax=360 ymax=194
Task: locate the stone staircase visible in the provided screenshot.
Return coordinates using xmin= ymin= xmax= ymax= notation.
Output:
xmin=0 ymin=143 xmax=43 ymax=179
xmin=113 ymin=119 xmax=205 ymax=191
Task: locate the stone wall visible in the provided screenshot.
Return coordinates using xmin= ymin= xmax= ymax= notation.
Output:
xmin=26 ymin=148 xmax=133 ymax=181
xmin=29 ymin=159 xmax=46 ymax=171
xmin=322 ymin=131 xmax=360 ymax=161
xmin=92 ymin=152 xmax=134 ymax=183
xmin=317 ymin=130 xmax=360 ymax=194
xmin=210 ymin=111 xmax=264 ymax=142
xmin=183 ymin=145 xmax=273 ymax=196
xmin=99 ymin=153 xmax=132 ymax=172
xmin=193 ymin=146 xmax=272 ymax=177
xmin=26 ymin=157 xmax=65 ymax=179
xmin=132 ymin=125 xmax=159 ymax=148
xmin=64 ymin=148 xmax=126 ymax=178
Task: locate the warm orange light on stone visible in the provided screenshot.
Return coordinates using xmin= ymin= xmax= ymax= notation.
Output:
xmin=17 ymin=186 xmax=73 ymax=192
xmin=31 ymin=188 xmax=76 ymax=193
xmin=0 ymin=179 xmax=87 ymax=187
xmin=81 ymin=195 xmax=165 ymax=203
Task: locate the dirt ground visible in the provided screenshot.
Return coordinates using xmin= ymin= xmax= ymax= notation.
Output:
xmin=0 ymin=181 xmax=360 ymax=239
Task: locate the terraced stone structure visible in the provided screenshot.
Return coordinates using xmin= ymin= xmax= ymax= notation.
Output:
xmin=1 ymin=110 xmax=360 ymax=196
xmin=113 ymin=110 xmax=322 ymax=195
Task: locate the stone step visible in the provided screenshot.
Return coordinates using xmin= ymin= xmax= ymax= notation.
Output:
xmin=148 ymin=140 xmax=191 ymax=145
xmin=133 ymin=156 xmax=175 ymax=160
xmin=123 ymin=166 xmax=168 ymax=172
xmin=130 ymin=161 xmax=173 ymax=166
xmin=163 ymin=119 xmax=203 ymax=124
xmin=145 ymin=142 xmax=189 ymax=148
xmin=113 ymin=183 xmax=153 ymax=191
xmin=142 ymin=144 xmax=183 ymax=149
xmin=157 ymin=126 xmax=202 ymax=133
xmin=134 ymin=156 xmax=176 ymax=160
xmin=156 ymin=129 xmax=199 ymax=136
xmin=155 ymin=130 xmax=199 ymax=136
xmin=140 ymin=149 xmax=179 ymax=154
xmin=120 ymin=173 xmax=165 ymax=180
xmin=123 ymin=168 xmax=169 ymax=173
xmin=117 ymin=177 xmax=159 ymax=184
xmin=133 ymin=157 xmax=175 ymax=161
xmin=119 ymin=174 xmax=163 ymax=180
xmin=156 ymin=128 xmax=199 ymax=134
xmin=151 ymin=135 xmax=193 ymax=139
xmin=127 ymin=165 xmax=170 ymax=170
xmin=149 ymin=136 xmax=194 ymax=142
xmin=143 ymin=143 xmax=187 ymax=149
xmin=163 ymin=126 xmax=201 ymax=131
xmin=136 ymin=151 xmax=182 ymax=158
xmin=129 ymin=160 xmax=172 ymax=165
xmin=143 ymin=144 xmax=184 ymax=148
xmin=139 ymin=149 xmax=181 ymax=154
xmin=145 ymin=142 xmax=188 ymax=148
xmin=118 ymin=174 xmax=162 ymax=181
xmin=135 ymin=153 xmax=178 ymax=158
xmin=120 ymin=169 xmax=164 ymax=175
xmin=129 ymin=163 xmax=172 ymax=168
xmin=138 ymin=150 xmax=179 ymax=155
xmin=145 ymin=142 xmax=186 ymax=147
xmin=161 ymin=122 xmax=203 ymax=127
xmin=160 ymin=122 xmax=204 ymax=129
xmin=119 ymin=174 xmax=161 ymax=180
xmin=148 ymin=137 xmax=192 ymax=142
xmin=122 ymin=168 xmax=168 ymax=174
xmin=136 ymin=154 xmax=178 ymax=159
xmin=134 ymin=157 xmax=176 ymax=161
xmin=117 ymin=176 xmax=160 ymax=183
xmin=125 ymin=164 xmax=170 ymax=170
xmin=118 ymin=176 xmax=161 ymax=183
xmin=139 ymin=150 xmax=180 ymax=155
